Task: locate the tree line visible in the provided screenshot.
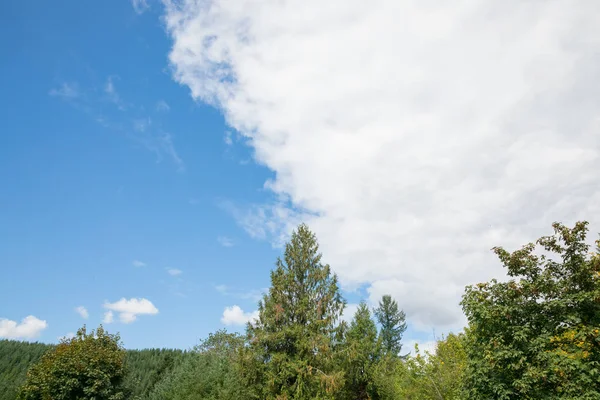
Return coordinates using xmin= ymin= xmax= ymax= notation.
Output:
xmin=4 ymin=221 xmax=600 ymax=399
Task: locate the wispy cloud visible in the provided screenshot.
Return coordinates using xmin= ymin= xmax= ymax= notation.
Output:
xmin=131 ymin=0 xmax=149 ymax=14
xmin=0 ymin=315 xmax=48 ymax=339
xmin=49 ymin=74 xmax=184 ymax=173
xmin=133 ymin=118 xmax=152 ymax=132
xmin=138 ymin=132 xmax=186 ymax=172
xmin=132 ymin=260 xmax=146 ymax=267
xmin=156 ymin=100 xmax=170 ymax=112
xmin=214 ymin=284 xmax=266 ymax=302
xmin=224 ymin=130 xmax=233 ymax=145
xmin=221 ymin=305 xmax=258 ymax=326
xmin=103 ymin=298 xmax=158 ymax=324
xmin=104 ymin=76 xmax=126 ymax=110
xmin=217 ymin=236 xmax=234 ymax=247
xmin=75 ymin=306 xmax=88 ymax=319
xmin=167 ymin=268 xmax=182 ymax=276
xmin=49 ymin=82 xmax=79 ymax=99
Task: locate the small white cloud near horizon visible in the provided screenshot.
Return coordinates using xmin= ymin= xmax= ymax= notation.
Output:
xmin=167 ymin=268 xmax=183 ymax=276
xmin=58 ymin=332 xmax=75 ymax=341
xmin=221 ymin=305 xmax=259 ymax=326
xmin=217 ymin=236 xmax=234 ymax=247
xmin=0 ymin=316 xmax=48 ymax=339
xmin=103 ymin=311 xmax=114 ymax=324
xmin=132 ymin=0 xmax=149 ymax=14
xmin=132 ymin=260 xmax=146 ymax=267
xmin=103 ymin=298 xmax=158 ymax=324
xmin=75 ymin=306 xmax=89 ymax=319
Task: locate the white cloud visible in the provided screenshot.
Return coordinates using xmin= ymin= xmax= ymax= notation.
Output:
xmin=340 ymin=303 xmax=360 ymax=324
xmin=167 ymin=268 xmax=183 ymax=276
xmin=404 ymin=339 xmax=438 ymax=357
xmin=58 ymin=332 xmax=75 ymax=341
xmin=137 ymin=132 xmax=185 ymax=172
xmin=156 ymin=100 xmax=171 ymax=112
xmin=163 ymin=0 xmax=600 ymax=334
xmin=133 ymin=118 xmax=152 ymax=132
xmin=49 ymin=82 xmax=79 ymax=99
xmin=221 ymin=305 xmax=259 ymax=326
xmin=132 ymin=0 xmax=149 ymax=14
xmin=224 ymin=130 xmax=233 ymax=145
xmin=103 ymin=298 xmax=159 ymax=324
xmin=0 ymin=316 xmax=48 ymax=339
xmin=214 ymin=284 xmax=267 ymax=302
xmin=103 ymin=311 xmax=114 ymax=324
xmin=217 ymin=235 xmax=234 ymax=247
xmin=104 ymin=76 xmax=126 ymax=110
xmin=75 ymin=306 xmax=89 ymax=319
xmin=132 ymin=260 xmax=146 ymax=267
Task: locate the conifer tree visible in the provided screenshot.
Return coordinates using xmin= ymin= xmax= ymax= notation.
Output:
xmin=342 ymin=302 xmax=379 ymax=400
xmin=245 ymin=223 xmax=346 ymax=400
xmin=374 ymin=295 xmax=407 ymax=357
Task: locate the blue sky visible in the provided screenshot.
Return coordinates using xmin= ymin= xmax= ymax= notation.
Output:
xmin=0 ymin=0 xmax=372 ymax=350
xmin=2 ymin=0 xmax=598 ymax=352
xmin=0 ymin=0 xmax=281 ymax=349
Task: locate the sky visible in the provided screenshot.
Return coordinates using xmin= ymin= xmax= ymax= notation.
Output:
xmin=1 ymin=0 xmax=599 ymax=351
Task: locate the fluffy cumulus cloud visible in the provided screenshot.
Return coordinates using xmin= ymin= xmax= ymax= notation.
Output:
xmin=0 ymin=316 xmax=48 ymax=339
xmin=221 ymin=305 xmax=259 ymax=326
xmin=103 ymin=298 xmax=159 ymax=324
xmin=163 ymin=0 xmax=600 ymax=334
xmin=103 ymin=311 xmax=114 ymax=324
xmin=75 ymin=306 xmax=89 ymax=319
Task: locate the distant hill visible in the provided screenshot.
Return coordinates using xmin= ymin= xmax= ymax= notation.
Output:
xmin=0 ymin=339 xmax=190 ymax=400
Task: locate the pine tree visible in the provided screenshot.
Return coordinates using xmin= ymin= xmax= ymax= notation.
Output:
xmin=244 ymin=223 xmax=346 ymax=399
xmin=374 ymin=295 xmax=407 ymax=357
xmin=342 ymin=302 xmax=379 ymax=400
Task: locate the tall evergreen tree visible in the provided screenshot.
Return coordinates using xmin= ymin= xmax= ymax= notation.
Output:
xmin=374 ymin=295 xmax=407 ymax=357
xmin=342 ymin=302 xmax=379 ymax=400
xmin=244 ymin=223 xmax=346 ymax=400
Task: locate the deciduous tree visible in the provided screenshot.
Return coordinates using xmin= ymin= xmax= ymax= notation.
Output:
xmin=461 ymin=221 xmax=600 ymax=399
xmin=18 ymin=325 xmax=127 ymax=400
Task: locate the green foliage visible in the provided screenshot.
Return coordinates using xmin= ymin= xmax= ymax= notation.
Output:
xmin=243 ymin=223 xmax=347 ymax=399
xmin=17 ymin=325 xmax=127 ymax=400
xmin=0 ymin=340 xmax=53 ymax=400
xmin=7 ymin=221 xmax=599 ymax=400
xmin=340 ymin=302 xmax=379 ymax=400
xmin=374 ymin=295 xmax=407 ymax=357
xmin=123 ymin=348 xmax=187 ymax=399
xmin=397 ymin=333 xmax=467 ymax=400
xmin=461 ymin=221 xmax=600 ymax=399
xmin=149 ymin=330 xmax=249 ymax=400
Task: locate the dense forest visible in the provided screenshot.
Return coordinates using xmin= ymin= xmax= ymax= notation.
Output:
xmin=0 ymin=340 xmax=188 ymax=400
xmin=2 ymin=221 xmax=599 ymax=399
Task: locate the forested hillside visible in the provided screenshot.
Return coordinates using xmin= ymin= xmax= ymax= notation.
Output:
xmin=0 ymin=340 xmax=52 ymax=400
xmin=3 ymin=222 xmax=600 ymax=399
xmin=0 ymin=340 xmax=189 ymax=400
